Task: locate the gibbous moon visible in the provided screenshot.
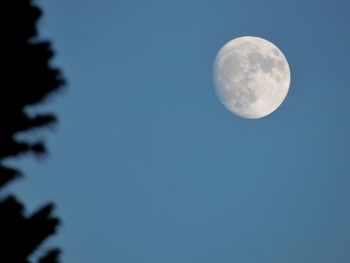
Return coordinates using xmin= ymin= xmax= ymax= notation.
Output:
xmin=213 ymin=36 xmax=291 ymax=119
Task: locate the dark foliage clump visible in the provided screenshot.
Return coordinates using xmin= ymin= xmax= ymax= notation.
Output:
xmin=0 ymin=0 xmax=65 ymax=262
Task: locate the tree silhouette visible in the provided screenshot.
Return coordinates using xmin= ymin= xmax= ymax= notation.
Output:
xmin=0 ymin=0 xmax=65 ymax=262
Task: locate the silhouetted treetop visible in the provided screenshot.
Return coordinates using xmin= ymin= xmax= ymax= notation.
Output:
xmin=0 ymin=0 xmax=65 ymax=162
xmin=0 ymin=0 xmax=65 ymax=262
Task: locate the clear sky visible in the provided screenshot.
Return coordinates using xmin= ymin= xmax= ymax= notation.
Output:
xmin=9 ymin=0 xmax=350 ymax=262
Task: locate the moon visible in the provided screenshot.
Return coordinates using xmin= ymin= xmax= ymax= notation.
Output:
xmin=213 ymin=36 xmax=291 ymax=119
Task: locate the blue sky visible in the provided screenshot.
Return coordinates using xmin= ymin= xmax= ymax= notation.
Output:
xmin=8 ymin=0 xmax=350 ymax=262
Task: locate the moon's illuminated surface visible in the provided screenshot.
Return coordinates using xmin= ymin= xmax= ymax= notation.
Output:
xmin=213 ymin=36 xmax=291 ymax=119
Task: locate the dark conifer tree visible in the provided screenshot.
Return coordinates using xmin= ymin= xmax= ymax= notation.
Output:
xmin=0 ymin=0 xmax=65 ymax=262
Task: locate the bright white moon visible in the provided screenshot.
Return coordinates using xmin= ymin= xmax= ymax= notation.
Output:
xmin=213 ymin=36 xmax=291 ymax=119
